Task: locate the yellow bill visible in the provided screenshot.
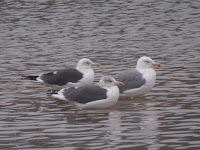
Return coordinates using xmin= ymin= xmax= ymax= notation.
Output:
xmin=152 ymin=63 xmax=161 ymax=67
xmin=92 ymin=63 xmax=101 ymax=67
xmin=115 ymin=81 xmax=124 ymax=86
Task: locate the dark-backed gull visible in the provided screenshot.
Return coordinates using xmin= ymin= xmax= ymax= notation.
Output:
xmin=51 ymin=76 xmax=124 ymax=109
xmin=23 ymin=58 xmax=100 ymax=86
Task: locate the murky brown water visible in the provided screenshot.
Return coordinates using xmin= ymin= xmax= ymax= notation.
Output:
xmin=0 ymin=0 xmax=200 ymax=149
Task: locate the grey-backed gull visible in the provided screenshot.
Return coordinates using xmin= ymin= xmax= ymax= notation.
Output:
xmin=114 ymin=56 xmax=161 ymax=97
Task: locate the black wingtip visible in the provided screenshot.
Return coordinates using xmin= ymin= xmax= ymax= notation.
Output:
xmin=46 ymin=89 xmax=59 ymax=95
xmin=21 ymin=76 xmax=38 ymax=81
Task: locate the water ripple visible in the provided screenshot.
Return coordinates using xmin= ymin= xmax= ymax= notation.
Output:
xmin=0 ymin=0 xmax=200 ymax=149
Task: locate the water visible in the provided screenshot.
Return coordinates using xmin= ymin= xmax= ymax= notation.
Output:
xmin=0 ymin=0 xmax=200 ymax=149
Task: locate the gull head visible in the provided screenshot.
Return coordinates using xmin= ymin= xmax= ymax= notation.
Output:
xmin=136 ymin=56 xmax=161 ymax=69
xmin=77 ymin=58 xmax=101 ymax=70
xmin=99 ymin=76 xmax=124 ymax=88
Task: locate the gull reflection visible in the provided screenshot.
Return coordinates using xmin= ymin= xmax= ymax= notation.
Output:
xmin=107 ymin=110 xmax=124 ymax=143
xmin=139 ymin=101 xmax=161 ymax=150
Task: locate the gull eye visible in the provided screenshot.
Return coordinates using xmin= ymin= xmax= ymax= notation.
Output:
xmin=144 ymin=60 xmax=150 ymax=63
xmin=106 ymin=79 xmax=112 ymax=83
xmin=108 ymin=80 xmax=112 ymax=83
xmin=85 ymin=61 xmax=90 ymax=65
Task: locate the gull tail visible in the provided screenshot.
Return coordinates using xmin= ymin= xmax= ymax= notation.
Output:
xmin=22 ymin=76 xmax=39 ymax=81
xmin=52 ymin=93 xmax=66 ymax=100
xmin=51 ymin=88 xmax=67 ymax=100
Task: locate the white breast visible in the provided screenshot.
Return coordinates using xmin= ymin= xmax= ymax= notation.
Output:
xmin=106 ymin=86 xmax=120 ymax=105
xmin=80 ymin=69 xmax=94 ymax=85
xmin=140 ymin=68 xmax=156 ymax=93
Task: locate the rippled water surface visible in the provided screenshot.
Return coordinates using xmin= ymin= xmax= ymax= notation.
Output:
xmin=0 ymin=0 xmax=200 ymax=149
